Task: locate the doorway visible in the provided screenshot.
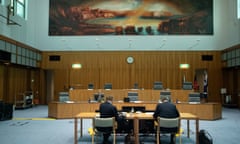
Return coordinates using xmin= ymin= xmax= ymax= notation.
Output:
xmin=46 ymin=70 xmax=54 ymax=103
xmin=195 ymin=69 xmax=208 ymax=101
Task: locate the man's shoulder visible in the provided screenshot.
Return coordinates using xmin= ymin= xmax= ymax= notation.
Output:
xmin=165 ymin=102 xmax=176 ymax=105
xmin=160 ymin=102 xmax=177 ymax=107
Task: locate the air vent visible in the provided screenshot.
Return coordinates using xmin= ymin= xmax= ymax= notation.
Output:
xmin=202 ymin=55 xmax=213 ymax=61
xmin=49 ymin=55 xmax=60 ymax=61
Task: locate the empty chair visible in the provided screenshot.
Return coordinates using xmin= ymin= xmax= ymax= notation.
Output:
xmin=182 ymin=82 xmax=192 ymax=90
xmin=188 ymin=92 xmax=201 ymax=104
xmin=104 ymin=83 xmax=112 ymax=90
xmin=156 ymin=117 xmax=180 ymax=144
xmin=153 ymin=81 xmax=163 ymax=90
xmin=88 ymin=83 xmax=94 ymax=90
xmin=58 ymin=92 xmax=69 ymax=102
xmin=92 ymin=117 xmax=116 ymax=144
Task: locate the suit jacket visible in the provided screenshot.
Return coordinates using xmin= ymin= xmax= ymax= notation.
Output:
xmin=99 ymin=101 xmax=119 ymax=120
xmin=153 ymin=102 xmax=180 ymax=119
xmin=99 ymin=101 xmax=132 ymax=133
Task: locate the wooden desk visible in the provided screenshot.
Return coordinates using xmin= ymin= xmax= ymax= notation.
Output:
xmin=69 ymin=89 xmax=192 ymax=102
xmin=74 ymin=112 xmax=199 ymax=144
xmin=49 ymin=101 xmax=221 ymax=120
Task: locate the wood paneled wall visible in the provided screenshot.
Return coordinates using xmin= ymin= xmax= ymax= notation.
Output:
xmin=0 ymin=35 xmax=43 ymax=104
xmin=0 ymin=64 xmax=41 ymax=104
xmin=221 ymin=44 xmax=240 ymax=108
xmin=41 ymin=51 xmax=222 ymax=102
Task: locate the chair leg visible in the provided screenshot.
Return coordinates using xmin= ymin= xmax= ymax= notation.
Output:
xmin=179 ymin=134 xmax=181 ymax=144
xmin=91 ymin=134 xmax=94 ymax=144
xmin=113 ymin=132 xmax=116 ymax=144
xmin=156 ymin=132 xmax=160 ymax=144
xmin=170 ymin=133 xmax=176 ymax=144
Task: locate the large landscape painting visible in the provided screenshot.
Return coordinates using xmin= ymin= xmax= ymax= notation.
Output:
xmin=49 ymin=0 xmax=213 ymax=36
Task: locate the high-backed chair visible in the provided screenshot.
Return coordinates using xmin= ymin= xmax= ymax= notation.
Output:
xmin=156 ymin=117 xmax=180 ymax=144
xmin=182 ymin=82 xmax=192 ymax=90
xmin=104 ymin=83 xmax=112 ymax=90
xmin=88 ymin=83 xmax=94 ymax=90
xmin=153 ymin=81 xmax=163 ymax=90
xmin=160 ymin=91 xmax=171 ymax=102
xmin=92 ymin=117 xmax=116 ymax=144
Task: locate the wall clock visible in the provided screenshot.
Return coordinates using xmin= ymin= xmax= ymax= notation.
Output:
xmin=126 ymin=56 xmax=134 ymax=64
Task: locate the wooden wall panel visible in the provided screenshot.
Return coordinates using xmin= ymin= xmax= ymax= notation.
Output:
xmin=8 ymin=68 xmax=26 ymax=103
xmin=42 ymin=51 xmax=222 ymax=102
xmin=0 ymin=65 xmax=41 ymax=104
xmin=53 ymin=69 xmax=69 ymax=97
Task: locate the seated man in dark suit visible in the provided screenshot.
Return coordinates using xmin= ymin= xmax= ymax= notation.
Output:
xmin=153 ymin=96 xmax=180 ymax=144
xmin=99 ymin=96 xmax=119 ymax=144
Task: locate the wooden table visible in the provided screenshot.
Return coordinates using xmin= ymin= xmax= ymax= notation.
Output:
xmin=74 ymin=112 xmax=199 ymax=144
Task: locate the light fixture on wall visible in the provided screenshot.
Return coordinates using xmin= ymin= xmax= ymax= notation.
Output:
xmin=72 ymin=63 xmax=82 ymax=69
xmin=179 ymin=64 xmax=190 ymax=69
xmin=180 ymin=63 xmax=190 ymax=83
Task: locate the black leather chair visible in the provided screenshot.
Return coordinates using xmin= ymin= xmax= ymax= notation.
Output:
xmin=0 ymin=102 xmax=13 ymax=121
xmin=104 ymin=83 xmax=112 ymax=90
xmin=153 ymin=81 xmax=163 ymax=90
xmin=88 ymin=83 xmax=94 ymax=90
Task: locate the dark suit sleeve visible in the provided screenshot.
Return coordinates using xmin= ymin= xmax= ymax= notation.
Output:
xmin=175 ymin=105 xmax=180 ymax=117
xmin=153 ymin=104 xmax=160 ymax=119
xmin=113 ymin=106 xmax=120 ymax=120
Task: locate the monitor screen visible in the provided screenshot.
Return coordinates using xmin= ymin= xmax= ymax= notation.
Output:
xmin=160 ymin=91 xmax=171 ymax=96
xmin=94 ymin=93 xmax=104 ymax=101
xmin=127 ymin=92 xmax=138 ymax=102
xmin=122 ymin=106 xmax=145 ymax=112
